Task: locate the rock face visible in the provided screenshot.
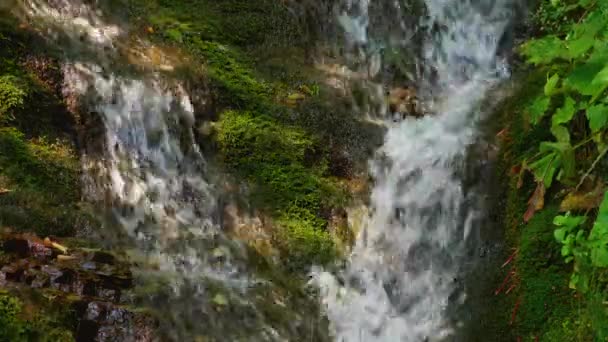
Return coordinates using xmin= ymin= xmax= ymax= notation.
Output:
xmin=388 ymin=86 xmax=420 ymax=119
xmin=0 ymin=233 xmax=157 ymax=341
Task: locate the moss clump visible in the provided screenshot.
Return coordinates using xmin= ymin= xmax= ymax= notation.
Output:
xmin=118 ymin=0 xmax=298 ymax=48
xmin=274 ymin=207 xmax=336 ymax=272
xmin=190 ymin=40 xmax=272 ymax=110
xmin=0 ymin=127 xmax=87 ymax=236
xmin=515 ymin=205 xmax=579 ymax=339
xmin=0 ymin=292 xmax=73 ymax=342
xmin=217 ymin=110 xmax=340 ymax=271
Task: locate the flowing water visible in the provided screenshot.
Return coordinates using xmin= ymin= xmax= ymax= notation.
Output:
xmin=16 ymin=1 xmax=283 ymax=340
xmin=313 ymin=0 xmax=516 ymax=341
xmin=14 ymin=0 xmax=518 ymax=340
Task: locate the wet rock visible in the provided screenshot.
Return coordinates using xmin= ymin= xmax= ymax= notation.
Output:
xmin=388 ymin=87 xmax=420 ymax=118
xmin=91 ymin=251 xmax=116 ymax=265
xmin=3 ymin=236 xmax=52 ymax=259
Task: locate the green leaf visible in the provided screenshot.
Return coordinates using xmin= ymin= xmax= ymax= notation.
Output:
xmin=590 ymin=192 xmax=608 ymax=239
xmin=528 ymin=97 xmax=551 ymax=125
xmin=554 ymin=213 xmax=586 ymax=229
xmin=520 ymin=36 xmax=567 ymax=65
xmin=551 ymin=124 xmax=570 ymax=143
xmin=568 ymin=35 xmax=595 ymax=58
xmin=555 ymin=227 xmax=568 ymax=242
xmin=564 ymin=61 xmax=605 ymax=95
xmin=586 ymin=104 xmax=608 ymax=132
xmin=544 ymin=74 xmax=560 ymax=96
xmin=591 ymin=248 xmax=608 ymax=267
xmin=540 ymin=141 xmax=576 ymax=180
xmin=591 ymin=65 xmax=608 ymax=90
xmin=552 ymin=97 xmax=577 ymax=126
xmin=529 ymin=152 xmax=560 ymax=187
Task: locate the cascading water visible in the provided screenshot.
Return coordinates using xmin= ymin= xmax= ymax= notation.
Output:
xmin=313 ymin=0 xmax=516 ymax=341
xmin=12 ymin=0 xmax=521 ymax=340
xmin=15 ymin=1 xmax=295 ymax=340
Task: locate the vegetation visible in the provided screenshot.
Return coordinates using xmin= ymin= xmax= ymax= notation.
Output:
xmin=0 ymin=292 xmax=73 ymax=342
xmin=0 ymin=18 xmax=91 ymax=237
xmin=492 ymin=0 xmax=608 ymax=339
xmin=111 ymin=0 xmax=358 ymax=271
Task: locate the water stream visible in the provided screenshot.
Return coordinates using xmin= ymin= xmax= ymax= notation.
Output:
xmin=15 ymin=0 xmax=518 ymax=340
xmin=313 ymin=1 xmax=515 ymax=341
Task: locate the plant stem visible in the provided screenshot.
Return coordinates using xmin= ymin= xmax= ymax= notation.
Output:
xmin=576 ymin=147 xmax=608 ymax=191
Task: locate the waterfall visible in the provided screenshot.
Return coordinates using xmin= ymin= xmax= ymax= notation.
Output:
xmin=313 ymin=1 xmax=515 ymax=341
xmin=16 ymin=1 xmax=283 ymax=340
xmin=13 ymin=0 xmax=520 ymax=340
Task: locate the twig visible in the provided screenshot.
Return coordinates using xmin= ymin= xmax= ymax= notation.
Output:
xmin=495 ymin=271 xmax=515 ymax=296
xmin=502 ymin=249 xmax=519 ymax=268
xmin=510 ymin=298 xmax=522 ymax=325
xmin=576 ymin=147 xmax=608 ymax=191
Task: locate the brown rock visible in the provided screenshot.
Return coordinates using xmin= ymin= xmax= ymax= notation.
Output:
xmin=388 ymin=87 xmax=420 ymax=118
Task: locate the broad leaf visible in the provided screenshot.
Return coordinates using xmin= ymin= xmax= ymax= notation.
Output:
xmin=586 ymin=104 xmax=608 ymax=132
xmin=540 ymin=141 xmax=576 ymax=180
xmin=552 ymin=97 xmax=577 ymax=126
xmin=524 ymin=182 xmax=546 ymax=222
xmin=520 ymin=36 xmax=567 ymax=65
xmin=551 ymin=124 xmax=570 ymax=143
xmin=591 ymin=65 xmax=608 ymax=97
xmin=567 ymin=11 xmax=606 ymax=58
xmin=544 ymin=74 xmax=560 ymax=96
xmin=529 ymin=152 xmax=560 ymax=188
xmin=564 ymin=61 xmax=605 ymax=96
xmin=568 ymin=35 xmax=595 ymax=58
xmin=589 ymin=192 xmax=608 ymax=266
xmin=560 ymin=183 xmax=606 ymax=211
xmin=528 ymin=97 xmax=551 ymax=125
xmin=554 ymin=213 xmax=586 ymax=229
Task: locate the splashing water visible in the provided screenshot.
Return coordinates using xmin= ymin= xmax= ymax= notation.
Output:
xmin=14 ymin=0 xmax=519 ymax=340
xmin=313 ymin=0 xmax=516 ymax=341
xmin=15 ymin=1 xmax=289 ymax=340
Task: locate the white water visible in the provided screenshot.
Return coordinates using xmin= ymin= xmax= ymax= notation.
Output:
xmin=313 ymin=1 xmax=514 ymax=341
xmin=16 ymin=1 xmax=283 ymax=340
xmin=15 ymin=0 xmax=518 ymax=340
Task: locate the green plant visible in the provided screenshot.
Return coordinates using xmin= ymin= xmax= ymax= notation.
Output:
xmin=0 ymin=74 xmax=27 ymax=119
xmin=0 ymin=293 xmax=26 ymax=341
xmin=519 ymin=0 xmax=608 ymax=218
xmin=554 ymin=192 xmax=608 ymax=290
xmin=514 ymin=0 xmax=608 ymax=338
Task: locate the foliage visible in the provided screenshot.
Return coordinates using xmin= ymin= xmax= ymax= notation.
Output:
xmin=0 ymin=293 xmax=25 ymax=341
xmin=516 ymin=0 xmax=608 ymax=338
xmin=0 ymin=292 xmax=73 ymax=342
xmin=554 ymin=193 xmax=608 ymax=287
xmin=0 ymin=74 xmax=27 ymax=120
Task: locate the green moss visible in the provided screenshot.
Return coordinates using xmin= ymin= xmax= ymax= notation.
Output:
xmin=191 ymin=40 xmax=272 ymax=110
xmin=217 ymin=110 xmax=340 ymax=270
xmin=118 ymin=0 xmax=298 ymax=48
xmin=274 ymin=207 xmax=336 ymax=272
xmin=0 ymin=128 xmax=79 ymax=199
xmin=0 ymin=127 xmax=88 ymax=236
xmin=0 ymin=292 xmax=74 ymax=342
xmin=516 ymin=205 xmax=579 ymax=338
